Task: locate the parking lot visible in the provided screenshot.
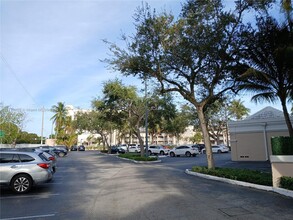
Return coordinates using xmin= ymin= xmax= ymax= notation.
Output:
xmin=1 ymin=151 xmax=292 ymax=220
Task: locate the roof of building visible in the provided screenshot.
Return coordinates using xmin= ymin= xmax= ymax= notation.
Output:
xmin=243 ymin=106 xmax=284 ymax=121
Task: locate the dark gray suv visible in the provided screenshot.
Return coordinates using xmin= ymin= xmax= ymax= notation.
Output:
xmin=0 ymin=150 xmax=53 ymax=193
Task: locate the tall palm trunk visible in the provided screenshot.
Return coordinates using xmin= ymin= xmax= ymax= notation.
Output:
xmin=281 ymin=100 xmax=293 ymax=137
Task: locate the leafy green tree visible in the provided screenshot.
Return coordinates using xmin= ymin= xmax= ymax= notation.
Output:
xmin=228 ymin=99 xmax=250 ymax=121
xmin=104 ymin=1 xmax=254 ymax=168
xmin=0 ymin=103 xmax=26 ymax=144
xmin=16 ymin=132 xmax=42 ymax=144
xmin=0 ymin=103 xmax=26 ymax=129
xmin=74 ymin=110 xmax=110 ymax=151
xmin=147 ymin=92 xmax=176 ymax=144
xmin=189 ymin=132 xmax=203 ymax=144
xmin=166 ymin=105 xmax=192 ymax=145
xmin=0 ymin=122 xmax=19 ymax=144
xmin=238 ymin=16 xmax=293 ymax=136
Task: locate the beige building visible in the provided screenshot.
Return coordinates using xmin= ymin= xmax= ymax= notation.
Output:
xmin=228 ymin=106 xmax=292 ymax=161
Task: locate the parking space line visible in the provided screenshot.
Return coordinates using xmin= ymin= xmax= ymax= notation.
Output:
xmin=0 ymin=193 xmax=60 ymax=200
xmin=47 ymin=182 xmax=63 ymax=184
xmin=1 ymin=213 xmax=56 ymax=219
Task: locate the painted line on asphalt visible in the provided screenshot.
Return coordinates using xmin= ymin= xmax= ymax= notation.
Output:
xmin=185 ymin=169 xmax=293 ymax=198
xmin=1 ymin=213 xmax=56 ymax=219
xmin=0 ymin=193 xmax=60 ymax=200
xmin=47 ymin=182 xmax=63 ymax=184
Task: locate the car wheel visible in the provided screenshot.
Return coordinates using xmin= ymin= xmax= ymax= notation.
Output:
xmin=148 ymin=150 xmax=152 ymax=155
xmin=58 ymin=152 xmax=65 ymax=157
xmin=202 ymin=150 xmax=206 ymax=154
xmin=11 ymin=174 xmax=32 ymax=193
xmin=160 ymin=151 xmax=165 ymax=155
xmin=185 ymin=151 xmax=191 ymax=157
xmin=217 ymin=150 xmax=221 ymax=154
xmin=170 ymin=152 xmax=175 ymax=157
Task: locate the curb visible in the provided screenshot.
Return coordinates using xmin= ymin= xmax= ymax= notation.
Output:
xmin=185 ymin=169 xmax=293 ymax=199
xmin=117 ymin=156 xmax=162 ymax=164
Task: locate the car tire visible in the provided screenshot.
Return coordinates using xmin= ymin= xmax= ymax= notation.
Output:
xmin=160 ymin=151 xmax=165 ymax=155
xmin=170 ymin=152 xmax=175 ymax=157
xmin=202 ymin=150 xmax=206 ymax=154
xmin=185 ymin=151 xmax=191 ymax=157
xmin=11 ymin=174 xmax=32 ymax=194
xmin=217 ymin=150 xmax=221 ymax=154
xmin=148 ymin=150 xmax=152 ymax=155
xmin=58 ymin=152 xmax=65 ymax=157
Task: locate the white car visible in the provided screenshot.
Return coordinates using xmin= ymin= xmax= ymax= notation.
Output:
xmin=169 ymin=145 xmax=199 ymax=157
xmin=128 ymin=146 xmax=141 ymax=153
xmin=201 ymin=145 xmax=229 ymax=154
xmin=148 ymin=145 xmax=169 ymax=155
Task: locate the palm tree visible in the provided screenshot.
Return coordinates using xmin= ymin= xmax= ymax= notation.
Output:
xmin=239 ymin=17 xmax=293 ymax=136
xmin=228 ymin=100 xmax=250 ymax=121
xmin=51 ymin=102 xmax=68 ymax=137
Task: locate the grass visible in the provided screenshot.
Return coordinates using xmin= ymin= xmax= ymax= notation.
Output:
xmin=118 ymin=153 xmax=158 ymax=161
xmin=191 ymin=166 xmax=273 ymax=186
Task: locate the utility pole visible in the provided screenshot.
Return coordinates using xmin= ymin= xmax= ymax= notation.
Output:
xmin=145 ymin=76 xmax=149 ymax=157
xmin=41 ymin=106 xmax=44 ymax=145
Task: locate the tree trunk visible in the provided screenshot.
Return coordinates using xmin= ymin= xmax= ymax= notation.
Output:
xmin=281 ymin=101 xmax=293 ymax=137
xmin=197 ymin=106 xmax=215 ymax=169
xmin=133 ymin=127 xmax=145 ymax=157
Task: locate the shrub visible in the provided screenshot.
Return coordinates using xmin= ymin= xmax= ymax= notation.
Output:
xmin=271 ymin=136 xmax=293 ymax=155
xmin=280 ymin=176 xmax=293 ymax=190
xmin=191 ymin=166 xmax=272 ymax=186
xmin=118 ymin=153 xmax=158 ymax=161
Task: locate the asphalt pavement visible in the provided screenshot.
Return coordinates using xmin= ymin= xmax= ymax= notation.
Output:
xmin=0 ymin=151 xmax=292 ymax=220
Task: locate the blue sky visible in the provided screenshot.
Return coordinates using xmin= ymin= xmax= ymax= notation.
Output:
xmin=0 ymin=0 xmax=286 ymax=137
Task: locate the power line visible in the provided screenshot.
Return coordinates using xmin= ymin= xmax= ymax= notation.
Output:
xmin=0 ymin=52 xmax=38 ymax=105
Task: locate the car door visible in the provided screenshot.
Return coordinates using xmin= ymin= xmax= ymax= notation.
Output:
xmin=0 ymin=153 xmax=21 ymax=183
xmin=175 ymin=146 xmax=186 ymax=155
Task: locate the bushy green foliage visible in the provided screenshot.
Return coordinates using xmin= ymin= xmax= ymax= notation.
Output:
xmin=271 ymin=137 xmax=293 ymax=155
xmin=118 ymin=153 xmax=158 ymax=161
xmin=191 ymin=166 xmax=272 ymax=186
xmin=280 ymin=176 xmax=293 ymax=190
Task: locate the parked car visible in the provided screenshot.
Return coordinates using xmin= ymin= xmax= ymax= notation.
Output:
xmin=148 ymin=145 xmax=169 ymax=155
xmin=129 ymin=146 xmax=141 ymax=153
xmin=110 ymin=146 xmax=126 ymax=154
xmin=34 ymin=150 xmax=57 ymax=173
xmin=118 ymin=144 xmax=128 ymax=151
xmin=0 ymin=150 xmax=53 ymax=193
xmin=194 ymin=144 xmax=205 ymax=152
xmin=55 ymin=145 xmax=69 ymax=153
xmin=39 ymin=146 xmax=67 ymax=157
xmin=71 ymin=145 xmax=78 ymax=151
xmin=78 ymin=145 xmax=85 ymax=151
xmin=169 ymin=145 xmax=199 ymax=157
xmin=201 ymin=145 xmax=229 ymax=154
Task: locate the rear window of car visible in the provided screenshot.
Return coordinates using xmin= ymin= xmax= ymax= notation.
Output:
xmin=38 ymin=153 xmax=49 ymax=161
xmin=19 ymin=154 xmax=35 ymax=162
xmin=0 ymin=153 xmax=20 ymax=163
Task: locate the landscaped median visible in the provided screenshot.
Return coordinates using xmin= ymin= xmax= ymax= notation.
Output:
xmin=117 ymin=153 xmax=161 ymax=163
xmin=185 ymin=166 xmax=293 ymax=198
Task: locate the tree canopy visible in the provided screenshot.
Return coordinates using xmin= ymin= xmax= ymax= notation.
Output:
xmin=104 ymin=0 xmax=255 ymax=168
